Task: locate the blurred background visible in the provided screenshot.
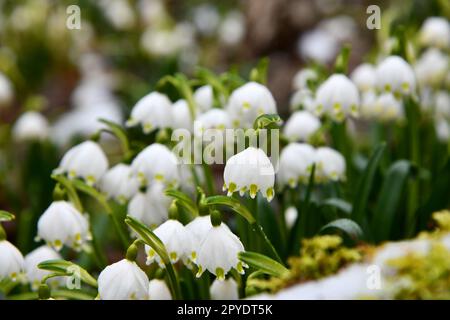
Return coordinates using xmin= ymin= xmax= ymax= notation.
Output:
xmin=0 ymin=0 xmax=448 ymax=255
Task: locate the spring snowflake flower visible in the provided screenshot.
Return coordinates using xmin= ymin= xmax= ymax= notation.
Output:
xmin=290 ymin=89 xmax=316 ymax=112
xmin=126 ymin=92 xmax=172 ymax=133
xmin=298 ymin=28 xmax=339 ymax=64
xmin=315 ymin=74 xmax=360 ymax=121
xmin=292 ymin=68 xmax=318 ymax=90
xmin=435 ymin=119 xmax=450 ymax=142
xmin=435 ymin=91 xmax=450 ymax=120
xmin=196 ymin=223 xmax=246 ymax=280
xmin=219 ymin=11 xmax=245 ymax=46
xmin=24 ymin=245 xmax=62 ymax=290
xmin=419 ymin=17 xmax=450 ymax=49
xmin=185 ymin=215 xmax=233 ymax=249
xmin=283 ymin=111 xmax=321 ymax=142
xmin=148 ymin=279 xmax=172 ymax=300
xmin=350 ymin=63 xmax=376 ymax=92
xmin=226 ymin=82 xmax=277 ymax=128
xmin=98 ymin=259 xmax=149 ymax=300
xmin=210 ymin=278 xmax=239 ymax=300
xmin=55 ymin=141 xmax=108 ymax=186
xmin=194 ymin=85 xmax=214 ymax=112
xmin=0 ymin=240 xmax=24 ymax=281
xmin=128 ymin=182 xmax=171 ymax=227
xmin=375 ymin=56 xmax=416 ymax=96
xmin=415 ymin=48 xmax=449 ymax=88
xmin=285 ymin=206 xmax=298 ymax=229
xmin=100 ymin=164 xmax=139 ymax=203
xmin=36 ymin=201 xmax=91 ymax=251
xmin=131 ymin=143 xmax=179 ymax=187
xmin=172 ymin=99 xmax=194 ymax=131
xmin=194 ymin=109 xmax=232 ymax=138
xmin=12 ymin=111 xmax=49 ymax=141
xmin=145 ymin=219 xmax=195 ymax=267
xmin=223 ymin=147 xmax=275 ymax=201
xmin=373 ymin=93 xmax=404 ymax=122
xmin=360 ymin=90 xmax=378 ymax=119
xmin=0 ymin=72 xmax=13 ymax=108
xmin=315 ymin=147 xmax=346 ymax=182
xmin=278 ymin=143 xmax=316 ymax=188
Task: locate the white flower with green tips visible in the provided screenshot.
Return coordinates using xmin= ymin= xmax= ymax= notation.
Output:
xmin=145 ymin=219 xmax=195 ymax=267
xmin=126 ymin=91 xmax=172 ymax=133
xmin=283 ymin=111 xmax=321 ymax=142
xmin=54 ymin=141 xmax=108 ymax=186
xmin=98 ymin=259 xmax=149 ymax=300
xmin=195 ymin=223 xmax=246 ymax=280
xmin=226 ymin=82 xmax=277 ymax=128
xmin=373 ymin=92 xmax=404 ymax=122
xmin=315 ymin=147 xmax=346 ymax=182
xmin=128 ymin=182 xmax=171 ymax=228
xmin=419 ymin=17 xmax=450 ymax=49
xmin=350 ymin=63 xmax=376 ymax=92
xmin=172 ymin=99 xmax=194 ymax=131
xmin=36 ymin=201 xmax=91 ymax=251
xmin=210 ymin=278 xmax=239 ymax=300
xmin=415 ymin=48 xmax=449 ymax=88
xmin=12 ymin=111 xmax=49 ymax=141
xmin=315 ymin=74 xmax=360 ymax=121
xmin=375 ymin=56 xmax=416 ymax=96
xmin=0 ymin=240 xmax=24 ymax=281
xmin=100 ymin=164 xmax=139 ymax=203
xmin=148 ymin=279 xmax=172 ymax=300
xmin=24 ymin=245 xmax=62 ymax=290
xmin=278 ymin=143 xmax=316 ymax=188
xmin=194 ymin=85 xmax=214 ymax=112
xmin=223 ymin=147 xmax=275 ymax=201
xmin=194 ymin=108 xmax=231 ymax=138
xmin=131 ymin=143 xmax=179 ymax=187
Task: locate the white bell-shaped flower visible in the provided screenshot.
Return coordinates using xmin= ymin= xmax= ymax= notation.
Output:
xmin=292 ymin=68 xmax=318 ymax=90
xmin=185 ymin=215 xmax=233 ymax=248
xmin=226 ymin=82 xmax=277 ymax=128
xmin=285 ymin=206 xmax=298 ymax=229
xmin=131 ymin=143 xmax=179 ymax=186
xmin=278 ymin=143 xmax=316 ymax=188
xmin=315 ymin=147 xmax=346 ymax=182
xmin=196 ymin=223 xmax=246 ymax=280
xmin=0 ymin=72 xmax=13 ymax=108
xmin=172 ymin=99 xmax=194 ymax=131
xmin=126 ymin=92 xmax=172 ymax=133
xmin=415 ymin=48 xmax=449 ymax=88
xmin=36 ymin=201 xmax=91 ymax=251
xmin=12 ymin=111 xmax=49 ymax=141
xmin=435 ymin=91 xmax=450 ymax=120
xmin=0 ymin=240 xmax=24 ymax=281
xmin=223 ymin=147 xmax=275 ymax=201
xmin=100 ymin=164 xmax=139 ymax=203
xmin=360 ymin=90 xmax=378 ymax=119
xmin=375 ymin=56 xmax=416 ymax=96
xmin=315 ymin=74 xmax=359 ymax=121
xmin=290 ymin=89 xmax=316 ymax=112
xmin=128 ymin=182 xmax=171 ymax=228
xmin=283 ymin=111 xmax=321 ymax=142
xmin=145 ymin=219 xmax=195 ymax=267
xmin=55 ymin=141 xmax=108 ymax=186
xmin=350 ymin=63 xmax=376 ymax=92
xmin=98 ymin=259 xmax=149 ymax=300
xmin=194 ymin=85 xmax=214 ymax=112
xmin=148 ymin=279 xmax=172 ymax=300
xmin=373 ymin=92 xmax=404 ymax=122
xmin=419 ymin=17 xmax=450 ymax=49
xmin=24 ymin=245 xmax=62 ymax=290
xmin=210 ymin=278 xmax=239 ymax=300
xmin=435 ymin=119 xmax=450 ymax=142
xmin=194 ymin=108 xmax=232 ymax=138
xmin=219 ymin=10 xmax=245 ymax=46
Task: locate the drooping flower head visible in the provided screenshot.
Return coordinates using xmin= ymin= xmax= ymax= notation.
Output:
xmin=283 ymin=111 xmax=321 ymax=142
xmin=148 ymin=279 xmax=172 ymax=300
xmin=194 ymin=85 xmax=214 ymax=112
xmin=419 ymin=17 xmax=450 ymax=49
xmin=278 ymin=143 xmax=316 ymax=188
xmin=223 ymin=147 xmax=275 ymax=201
xmin=375 ymin=56 xmax=416 ymax=96
xmin=210 ymin=278 xmax=239 ymax=300
xmin=0 ymin=240 xmax=24 ymax=281
xmin=12 ymin=111 xmax=49 ymax=141
xmin=350 ymin=63 xmax=376 ymax=92
xmin=315 ymin=147 xmax=346 ymax=182
xmin=24 ymin=245 xmax=62 ymax=290
xmin=100 ymin=164 xmax=139 ymax=204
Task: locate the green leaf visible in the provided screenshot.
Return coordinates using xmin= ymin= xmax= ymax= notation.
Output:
xmin=98 ymin=119 xmax=130 ymax=159
xmin=238 ymin=251 xmax=289 ymax=278
xmin=204 ymin=195 xmax=255 ymax=224
xmin=125 ymin=215 xmax=181 ymax=299
xmin=321 ymin=198 xmax=352 ymax=214
xmin=320 ymin=218 xmax=363 ymax=241
xmin=253 ymin=114 xmax=283 ymax=131
xmin=351 ymin=143 xmax=386 ymax=227
xmin=165 ymin=189 xmax=198 ymax=217
xmin=334 ymin=45 xmax=351 ymax=74
xmin=51 ymin=174 xmax=83 ymax=212
xmin=250 ymin=57 xmax=269 ymax=84
xmin=38 ymin=259 xmax=98 ymax=288
xmin=373 ymin=160 xmax=414 ymax=241
xmin=0 ymin=210 xmax=15 ymax=221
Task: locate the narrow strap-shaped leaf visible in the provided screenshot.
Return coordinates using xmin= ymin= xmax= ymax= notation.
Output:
xmin=165 ymin=189 xmax=198 ymax=217
xmin=204 ymin=195 xmax=255 ymax=224
xmin=98 ymin=119 xmax=131 ymax=159
xmin=351 ymin=143 xmax=386 ymax=227
xmin=125 ymin=215 xmax=182 ymax=299
xmin=321 ymin=198 xmax=352 ymax=214
xmin=38 ymin=259 xmax=98 ymax=288
xmin=0 ymin=210 xmax=15 ymax=221
xmin=238 ymin=252 xmax=289 ymax=278
xmin=373 ymin=160 xmax=413 ymax=242
xmin=320 ymin=218 xmax=363 ymax=241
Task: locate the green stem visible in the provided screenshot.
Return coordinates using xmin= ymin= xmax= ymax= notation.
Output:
xmin=202 ymin=163 xmax=215 ymax=195
xmin=252 ymin=223 xmax=282 ymax=263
